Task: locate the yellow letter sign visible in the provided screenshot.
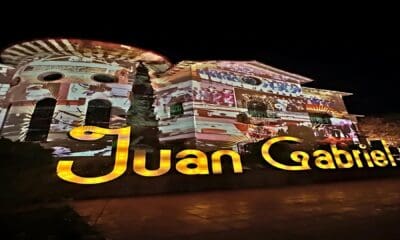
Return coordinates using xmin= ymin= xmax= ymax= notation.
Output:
xmin=57 ymin=126 xmax=131 ymax=184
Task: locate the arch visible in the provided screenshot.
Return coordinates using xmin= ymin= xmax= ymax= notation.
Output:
xmin=26 ymin=98 xmax=57 ymax=142
xmin=85 ymin=99 xmax=112 ymax=128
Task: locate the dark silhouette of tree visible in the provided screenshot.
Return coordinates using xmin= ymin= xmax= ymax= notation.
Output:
xmin=127 ymin=62 xmax=159 ymax=150
xmin=359 ymin=114 xmax=400 ymax=147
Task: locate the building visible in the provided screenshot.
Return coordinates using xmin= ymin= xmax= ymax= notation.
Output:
xmin=0 ymin=39 xmax=363 ymax=156
xmin=152 ymin=61 xmax=363 ymax=152
xmin=0 ymin=39 xmax=170 ymax=157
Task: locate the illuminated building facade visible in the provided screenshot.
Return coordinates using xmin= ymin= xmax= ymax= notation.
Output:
xmin=0 ymin=39 xmax=363 ymax=156
xmin=0 ymin=39 xmax=170 ymax=157
xmin=153 ymin=61 xmax=363 ymax=152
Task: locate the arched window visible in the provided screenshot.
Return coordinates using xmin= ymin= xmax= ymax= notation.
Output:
xmin=26 ymin=98 xmax=57 ymax=142
xmin=85 ymin=99 xmax=112 ymax=128
xmin=247 ymin=100 xmax=268 ymax=118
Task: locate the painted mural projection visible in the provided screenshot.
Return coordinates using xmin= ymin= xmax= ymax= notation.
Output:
xmin=154 ymin=62 xmax=314 ymax=150
xmin=154 ymin=80 xmax=194 ymax=119
xmin=48 ymin=82 xmax=132 ymax=157
xmin=0 ymin=106 xmax=6 ymax=130
xmin=6 ymin=83 xmax=60 ymax=102
xmin=192 ymin=81 xmax=235 ymax=107
xmin=0 ymin=38 xmax=362 ymax=158
xmin=0 ymin=84 xmax=10 ymax=100
xmin=1 ymin=102 xmax=35 ymax=142
xmin=233 ymin=87 xmax=311 ymax=140
xmin=235 ymin=88 xmax=306 ymax=113
xmin=302 ymin=88 xmax=358 ymax=144
xmin=155 ymin=81 xmax=195 ymax=143
xmin=190 ymin=62 xmax=314 ymax=147
xmin=303 ymin=88 xmax=348 ymax=116
xmin=0 ymin=44 xmax=138 ymax=157
xmin=0 ymin=65 xmax=16 ymax=84
xmin=311 ymin=117 xmax=359 ymax=144
xmin=67 ymin=83 xmax=131 ymax=128
xmin=190 ymin=81 xmax=248 ymax=151
xmin=18 ymin=58 xmax=134 ymax=84
xmin=217 ymin=61 xmax=294 ymax=82
xmin=0 ymin=84 xmax=10 ymax=129
xmin=51 ymin=99 xmax=85 ymax=132
xmin=196 ymin=68 xmax=302 ymax=97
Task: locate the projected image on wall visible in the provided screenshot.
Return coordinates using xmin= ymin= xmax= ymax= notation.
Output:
xmin=0 ymin=40 xmax=363 ymax=158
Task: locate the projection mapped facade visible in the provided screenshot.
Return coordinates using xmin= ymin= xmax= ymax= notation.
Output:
xmin=0 ymin=39 xmax=170 ymax=157
xmin=0 ymin=39 xmax=363 ymax=156
xmin=153 ymin=61 xmax=362 ymax=152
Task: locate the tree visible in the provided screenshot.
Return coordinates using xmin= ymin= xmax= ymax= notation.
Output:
xmin=359 ymin=114 xmax=400 ymax=147
xmin=127 ymin=62 xmax=160 ymax=150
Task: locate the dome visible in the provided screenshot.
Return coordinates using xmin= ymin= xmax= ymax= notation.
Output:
xmin=0 ymin=39 xmax=172 ymax=87
xmin=0 ymin=38 xmax=171 ymax=74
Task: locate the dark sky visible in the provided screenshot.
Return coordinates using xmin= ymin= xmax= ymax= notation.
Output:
xmin=1 ymin=8 xmax=398 ymax=116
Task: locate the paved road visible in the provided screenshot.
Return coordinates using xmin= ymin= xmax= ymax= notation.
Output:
xmin=71 ymin=179 xmax=400 ymax=240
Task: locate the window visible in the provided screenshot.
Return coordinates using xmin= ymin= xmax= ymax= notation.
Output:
xmin=241 ymin=76 xmax=261 ymax=85
xmin=309 ymin=113 xmax=332 ymax=125
xmin=92 ymin=74 xmax=116 ymax=83
xmin=247 ymin=101 xmax=268 ymax=118
xmin=170 ymin=102 xmax=184 ymax=116
xmin=25 ymin=98 xmax=56 ymax=142
xmin=38 ymin=72 xmax=64 ymax=81
xmin=85 ymin=99 xmax=112 ymax=127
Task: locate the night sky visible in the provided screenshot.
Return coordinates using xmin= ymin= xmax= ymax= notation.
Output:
xmin=1 ymin=9 xmax=398 ymax=116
